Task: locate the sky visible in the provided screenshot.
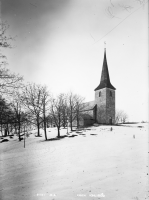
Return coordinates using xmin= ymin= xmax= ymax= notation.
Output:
xmin=0 ymin=0 xmax=148 ymax=122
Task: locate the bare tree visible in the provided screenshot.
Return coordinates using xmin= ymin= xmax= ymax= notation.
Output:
xmin=0 ymin=22 xmax=14 ymax=50
xmin=67 ymin=92 xmax=85 ymax=130
xmin=0 ymin=97 xmax=14 ymax=136
xmin=22 ymin=83 xmax=44 ymax=137
xmin=10 ymin=91 xmax=27 ymax=141
xmin=46 ymin=115 xmax=54 ymax=128
xmin=40 ymin=86 xmax=51 ymax=140
xmin=50 ymin=94 xmax=66 ymax=138
xmin=60 ymin=93 xmax=68 ymax=129
xmin=115 ymin=109 xmax=128 ymax=124
xmin=67 ymin=92 xmax=76 ymax=131
xmin=74 ymin=95 xmax=85 ymax=129
xmin=0 ymin=97 xmax=8 ymax=135
xmin=11 ymin=101 xmax=22 ymax=140
xmin=0 ymin=67 xmax=23 ymax=95
xmin=0 ymin=22 xmax=23 ymax=95
xmin=121 ymin=112 xmax=128 ymax=123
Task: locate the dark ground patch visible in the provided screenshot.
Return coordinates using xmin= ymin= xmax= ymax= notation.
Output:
xmin=68 ymin=134 xmax=78 ymax=138
xmin=69 ymin=130 xmax=77 ymax=133
xmin=90 ymin=134 xmax=97 ymax=136
xmin=76 ymin=131 xmax=83 ymax=133
xmin=59 ymin=135 xmax=68 ymax=138
xmin=48 ymin=138 xmax=60 ymax=141
xmin=76 ymin=132 xmax=86 ymax=136
xmin=45 ymin=135 xmax=68 ymax=141
xmin=1 ymin=139 xmax=9 ymax=143
xmin=35 ymin=135 xmax=42 ymax=137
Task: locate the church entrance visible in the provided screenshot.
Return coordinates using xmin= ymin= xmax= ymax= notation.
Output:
xmin=109 ymin=118 xmax=112 ymax=125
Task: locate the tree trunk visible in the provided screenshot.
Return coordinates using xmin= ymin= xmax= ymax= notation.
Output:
xmin=70 ymin=120 xmax=72 ymax=131
xmin=37 ymin=121 xmax=40 ymax=136
xmin=70 ymin=106 xmax=73 ymax=131
xmin=63 ymin=112 xmax=66 ymax=129
xmin=18 ymin=125 xmax=21 ymax=141
xmin=57 ymin=127 xmax=60 ymax=138
xmin=77 ymin=111 xmax=79 ymax=129
xmin=43 ymin=100 xmax=47 ymax=140
xmin=0 ymin=124 xmax=3 ymax=136
xmin=18 ymin=114 xmax=21 ymax=141
xmin=5 ymin=128 xmax=7 ymax=136
xmin=6 ymin=121 xmax=10 ymax=136
xmin=43 ymin=118 xmax=47 ymax=140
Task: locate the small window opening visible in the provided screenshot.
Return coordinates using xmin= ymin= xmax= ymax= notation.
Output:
xmin=110 ymin=91 xmax=112 ymax=97
xmin=99 ymin=91 xmax=101 ymax=97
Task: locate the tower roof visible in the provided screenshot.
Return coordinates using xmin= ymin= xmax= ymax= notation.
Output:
xmin=94 ymin=48 xmax=116 ymax=91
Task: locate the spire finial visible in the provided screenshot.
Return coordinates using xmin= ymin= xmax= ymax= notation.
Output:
xmin=104 ymin=41 xmax=106 ymax=51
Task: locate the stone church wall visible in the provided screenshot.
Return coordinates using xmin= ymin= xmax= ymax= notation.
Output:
xmin=106 ymin=88 xmax=115 ymax=124
xmin=95 ymin=88 xmax=107 ymax=124
xmin=95 ymin=88 xmax=115 ymax=124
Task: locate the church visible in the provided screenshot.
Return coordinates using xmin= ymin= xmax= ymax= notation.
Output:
xmin=80 ymin=46 xmax=116 ymax=126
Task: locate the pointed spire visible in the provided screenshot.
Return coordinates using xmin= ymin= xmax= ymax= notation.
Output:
xmin=94 ymin=44 xmax=116 ymax=91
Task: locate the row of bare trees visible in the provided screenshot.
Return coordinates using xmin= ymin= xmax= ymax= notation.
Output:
xmin=51 ymin=92 xmax=85 ymax=138
xmin=0 ymin=21 xmax=86 ymax=141
xmin=22 ymin=84 xmax=85 ymax=140
xmin=0 ymin=84 xmax=85 ymax=140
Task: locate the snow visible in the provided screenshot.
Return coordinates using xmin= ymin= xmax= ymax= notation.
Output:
xmin=0 ymin=123 xmax=148 ymax=200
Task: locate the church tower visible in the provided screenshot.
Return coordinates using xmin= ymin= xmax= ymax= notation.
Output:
xmin=94 ymin=46 xmax=116 ymax=124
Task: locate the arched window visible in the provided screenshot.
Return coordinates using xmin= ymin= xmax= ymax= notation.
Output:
xmin=99 ymin=91 xmax=101 ymax=97
xmin=110 ymin=91 xmax=112 ymax=97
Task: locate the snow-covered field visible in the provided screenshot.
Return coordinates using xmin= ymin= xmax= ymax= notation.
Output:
xmin=0 ymin=123 xmax=148 ymax=200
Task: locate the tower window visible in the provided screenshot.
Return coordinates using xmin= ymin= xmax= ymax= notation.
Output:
xmin=99 ymin=91 xmax=101 ymax=97
xmin=110 ymin=91 xmax=112 ymax=97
